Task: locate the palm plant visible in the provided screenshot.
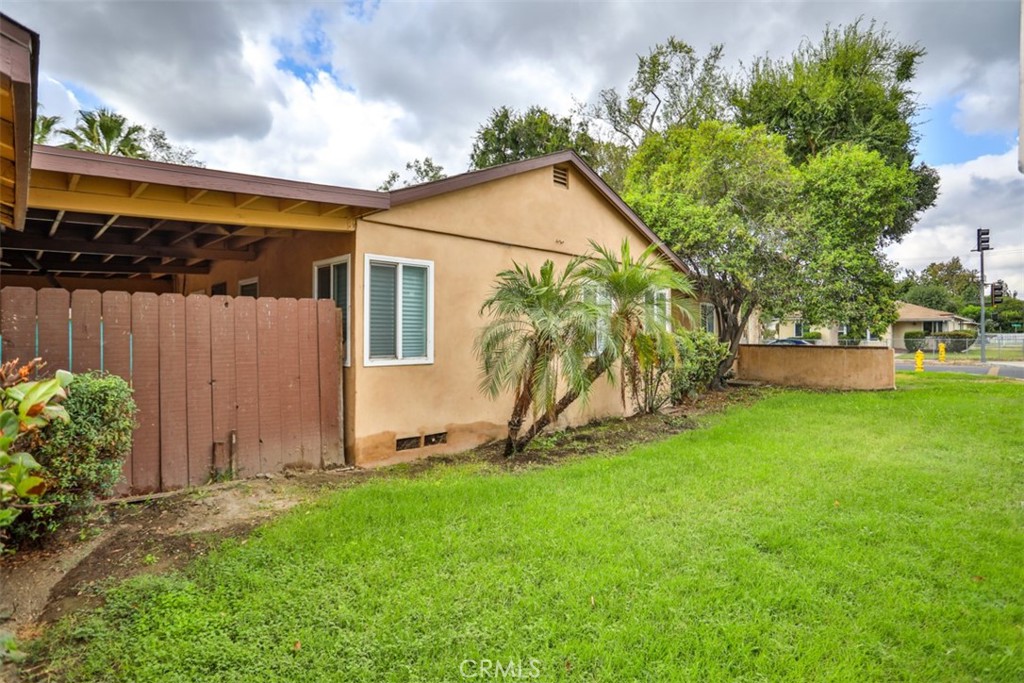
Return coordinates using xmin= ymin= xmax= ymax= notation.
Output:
xmin=58 ymin=109 xmax=150 ymax=158
xmin=583 ymin=239 xmax=696 ymax=414
xmin=475 ymin=257 xmax=599 ymax=456
xmin=34 ymin=114 xmax=63 ymax=145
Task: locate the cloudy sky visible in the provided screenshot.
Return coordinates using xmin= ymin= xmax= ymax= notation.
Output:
xmin=7 ymin=0 xmax=1023 ymax=296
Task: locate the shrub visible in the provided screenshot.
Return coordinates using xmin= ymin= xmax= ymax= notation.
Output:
xmin=931 ymin=329 xmax=978 ymax=353
xmin=838 ymin=335 xmax=862 ymax=347
xmin=801 ymin=331 xmax=822 ymax=341
xmin=903 ymin=331 xmax=926 ymax=351
xmin=11 ymin=372 xmax=135 ymax=545
xmin=671 ymin=330 xmax=730 ymax=402
xmin=1 ymin=359 xmax=72 ymax=552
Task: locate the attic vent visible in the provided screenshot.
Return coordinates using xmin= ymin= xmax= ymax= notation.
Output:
xmin=396 ymin=436 xmax=422 ymax=451
xmin=553 ymin=166 xmax=569 ymax=188
xmin=424 ymin=432 xmax=448 ymax=446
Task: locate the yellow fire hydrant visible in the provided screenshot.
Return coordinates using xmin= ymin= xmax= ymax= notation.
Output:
xmin=938 ymin=342 xmax=946 ymax=363
xmin=915 ymin=349 xmax=925 ymax=372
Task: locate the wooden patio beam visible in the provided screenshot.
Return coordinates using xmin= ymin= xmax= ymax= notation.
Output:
xmin=2 ymin=232 xmax=257 ymax=261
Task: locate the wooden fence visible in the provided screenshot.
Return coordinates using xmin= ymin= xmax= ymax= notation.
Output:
xmin=1 ymin=287 xmax=343 ymax=494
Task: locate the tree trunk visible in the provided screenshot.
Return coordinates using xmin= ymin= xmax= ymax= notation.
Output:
xmin=504 ymin=377 xmax=535 ymax=457
xmin=713 ymin=305 xmax=753 ymax=389
xmin=511 ymin=358 xmax=606 ymax=453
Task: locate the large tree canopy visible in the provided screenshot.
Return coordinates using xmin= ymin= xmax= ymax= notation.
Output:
xmin=625 ymin=122 xmax=919 ymax=382
xmin=469 ymin=105 xmax=598 ymax=170
xmin=624 ymin=121 xmax=798 ymax=383
xmin=731 ymin=20 xmax=937 ymax=241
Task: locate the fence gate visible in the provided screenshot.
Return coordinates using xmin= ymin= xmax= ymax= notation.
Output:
xmin=1 ymin=287 xmax=343 ymax=494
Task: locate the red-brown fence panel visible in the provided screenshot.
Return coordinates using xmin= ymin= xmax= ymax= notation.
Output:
xmin=297 ymin=299 xmax=322 ymax=467
xmin=0 ymin=288 xmax=343 ymax=494
xmin=36 ymin=288 xmax=70 ymax=374
xmin=1 ymin=287 xmax=36 ymax=365
xmin=185 ymin=295 xmax=213 ymax=487
xmin=256 ymin=298 xmax=282 ymax=473
xmin=210 ymin=295 xmax=237 ymax=475
xmin=71 ymin=290 xmax=102 ymax=373
xmin=131 ymin=292 xmax=161 ymax=493
xmin=158 ymin=294 xmax=188 ymax=490
xmin=233 ymin=296 xmax=260 ymax=477
xmin=317 ymin=300 xmax=343 ymax=467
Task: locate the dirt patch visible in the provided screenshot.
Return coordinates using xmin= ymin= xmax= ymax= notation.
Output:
xmin=1 ymin=386 xmax=762 ymax=650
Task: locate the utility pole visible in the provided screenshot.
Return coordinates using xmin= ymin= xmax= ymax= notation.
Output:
xmin=975 ymin=228 xmax=991 ymax=362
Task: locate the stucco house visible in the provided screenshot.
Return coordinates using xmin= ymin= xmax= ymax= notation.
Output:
xmin=890 ymin=302 xmax=978 ymax=350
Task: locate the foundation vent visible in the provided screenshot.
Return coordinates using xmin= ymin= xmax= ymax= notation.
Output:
xmin=396 ymin=436 xmax=421 ymax=451
xmin=553 ymin=166 xmax=569 ymax=189
xmin=424 ymin=432 xmax=448 ymax=446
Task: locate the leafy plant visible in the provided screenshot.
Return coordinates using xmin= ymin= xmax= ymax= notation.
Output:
xmin=801 ymin=331 xmax=822 ymax=341
xmin=671 ymin=330 xmax=730 ymax=401
xmin=11 ymin=372 xmax=135 ymax=545
xmin=930 ymin=330 xmax=978 ymax=353
xmin=903 ymin=331 xmax=926 ymax=352
xmin=0 ymin=359 xmax=72 ymax=551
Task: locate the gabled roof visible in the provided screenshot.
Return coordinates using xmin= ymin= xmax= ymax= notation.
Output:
xmin=388 ymin=150 xmax=687 ymax=273
xmin=897 ymin=301 xmax=977 ymax=324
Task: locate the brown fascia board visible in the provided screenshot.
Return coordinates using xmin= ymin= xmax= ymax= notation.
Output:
xmin=1 ymin=13 xmax=40 ymax=231
xmin=31 ymin=145 xmax=390 ymax=210
xmin=388 ymin=150 xmax=688 ymax=273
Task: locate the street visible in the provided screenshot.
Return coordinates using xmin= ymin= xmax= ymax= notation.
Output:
xmin=895 ymin=361 xmax=1024 ymax=380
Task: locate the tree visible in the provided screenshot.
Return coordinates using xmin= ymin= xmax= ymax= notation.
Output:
xmin=475 ymin=257 xmax=598 ymax=456
xmin=624 ymin=122 xmax=799 ymax=385
xmin=904 ymin=284 xmax=958 ymax=313
xmin=795 ymin=143 xmax=919 ymax=333
xmin=58 ymin=108 xmax=149 ymax=158
xmin=586 ymin=37 xmax=728 ymax=150
xmin=142 ymin=128 xmax=205 ymax=167
xmin=732 ymin=20 xmax=938 ymax=242
xmin=919 ymin=257 xmax=980 ymax=308
xmin=378 ymin=157 xmax=446 ymax=190
xmin=34 ymin=114 xmax=62 ymax=145
xmin=582 ymin=240 xmax=695 ymax=415
xmin=469 ymin=105 xmax=598 ymax=170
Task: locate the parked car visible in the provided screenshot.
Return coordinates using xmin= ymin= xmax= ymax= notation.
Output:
xmin=766 ymin=338 xmax=814 ymax=346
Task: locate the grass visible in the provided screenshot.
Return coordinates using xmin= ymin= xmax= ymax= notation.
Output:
xmin=31 ymin=374 xmax=1024 ymax=682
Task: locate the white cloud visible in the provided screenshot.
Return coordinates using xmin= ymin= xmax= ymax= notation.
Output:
xmin=887 ymin=146 xmax=1024 ymax=297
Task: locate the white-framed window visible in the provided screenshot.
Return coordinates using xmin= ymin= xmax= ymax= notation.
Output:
xmin=238 ymin=277 xmax=259 ymax=298
xmin=583 ymin=283 xmax=610 ymax=356
xmin=313 ymin=256 xmax=351 ymax=367
xmin=794 ymin=320 xmax=805 ymax=337
xmin=700 ymin=303 xmax=716 ymax=334
xmin=363 ymin=254 xmax=434 ymax=366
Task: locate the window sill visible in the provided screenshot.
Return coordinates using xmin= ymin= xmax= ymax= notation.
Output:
xmin=364 ymin=357 xmax=434 ymax=367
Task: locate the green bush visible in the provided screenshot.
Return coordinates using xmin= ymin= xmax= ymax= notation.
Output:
xmin=903 ymin=331 xmax=926 ymax=351
xmin=801 ymin=331 xmax=822 ymax=341
xmin=11 ymin=372 xmax=135 ymax=545
xmin=931 ymin=329 xmax=978 ymax=353
xmin=671 ymin=330 xmax=730 ymax=401
xmin=838 ymin=335 xmax=862 ymax=347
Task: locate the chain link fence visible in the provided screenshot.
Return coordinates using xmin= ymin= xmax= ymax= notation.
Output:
xmin=897 ymin=333 xmax=1024 ymax=362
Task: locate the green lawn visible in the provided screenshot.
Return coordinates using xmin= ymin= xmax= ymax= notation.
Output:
xmin=35 ymin=374 xmax=1024 ymax=681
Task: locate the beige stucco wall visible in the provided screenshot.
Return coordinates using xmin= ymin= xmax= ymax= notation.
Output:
xmin=349 ymin=164 xmax=655 ymax=466
xmin=736 ymin=344 xmax=895 ymax=390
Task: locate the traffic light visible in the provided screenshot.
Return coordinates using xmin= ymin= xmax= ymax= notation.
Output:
xmin=977 ymin=228 xmax=991 ymax=251
xmin=991 ymin=281 xmax=1004 ymax=305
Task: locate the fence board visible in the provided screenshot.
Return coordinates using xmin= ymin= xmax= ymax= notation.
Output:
xmin=297 ymin=299 xmax=322 ymax=466
xmin=36 ymin=288 xmax=70 ymax=374
xmin=210 ymin=296 xmax=236 ymax=476
xmin=159 ymin=294 xmax=188 ymax=490
xmin=317 ymin=300 xmax=343 ymax=467
xmin=233 ymin=296 xmax=260 ymax=477
xmin=101 ymin=291 xmax=133 ymax=494
xmin=102 ymin=291 xmax=132 ymax=379
xmin=71 ymin=290 xmax=102 ymax=372
xmin=277 ymin=298 xmax=302 ymax=465
xmin=1 ymin=287 xmax=36 ymax=365
xmin=256 ymin=298 xmax=282 ymax=472
xmin=130 ymin=293 xmax=161 ymax=493
xmin=185 ymin=295 xmax=213 ymax=487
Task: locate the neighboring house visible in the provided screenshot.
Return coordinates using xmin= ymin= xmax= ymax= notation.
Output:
xmin=891 ymin=302 xmax=978 ymax=350
xmin=772 ymin=318 xmax=889 ymax=346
